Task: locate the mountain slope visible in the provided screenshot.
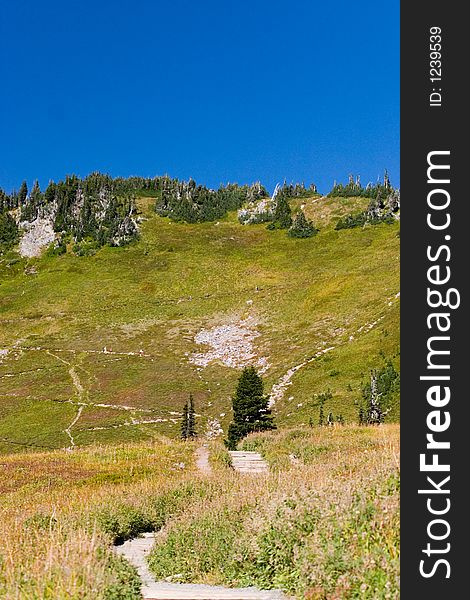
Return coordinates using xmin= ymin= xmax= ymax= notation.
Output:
xmin=0 ymin=195 xmax=399 ymax=452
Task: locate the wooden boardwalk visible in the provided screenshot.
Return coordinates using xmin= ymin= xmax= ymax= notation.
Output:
xmin=229 ymin=451 xmax=269 ymax=474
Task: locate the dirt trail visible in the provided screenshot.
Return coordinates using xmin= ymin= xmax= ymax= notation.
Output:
xmin=195 ymin=446 xmax=212 ymax=474
xmin=64 ymin=404 xmax=84 ymax=449
xmin=268 ymin=291 xmax=400 ymax=408
xmin=46 ymin=351 xmax=87 ymax=449
xmin=43 ymin=350 xmax=173 ymax=445
xmin=269 ymin=347 xmax=334 ymax=408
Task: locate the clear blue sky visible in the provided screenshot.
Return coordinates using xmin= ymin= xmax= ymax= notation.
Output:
xmin=0 ymin=0 xmax=399 ymax=195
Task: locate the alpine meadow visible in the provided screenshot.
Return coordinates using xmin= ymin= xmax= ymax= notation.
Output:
xmin=0 ymin=174 xmax=400 ymax=599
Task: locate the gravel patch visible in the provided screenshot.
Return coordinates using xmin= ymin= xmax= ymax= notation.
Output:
xmin=190 ymin=315 xmax=269 ymax=372
xmin=19 ymin=217 xmax=56 ymax=258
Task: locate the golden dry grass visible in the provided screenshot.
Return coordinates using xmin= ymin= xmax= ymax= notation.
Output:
xmin=0 ymin=426 xmax=399 ymax=599
xmin=0 ymin=437 xmax=195 ymax=599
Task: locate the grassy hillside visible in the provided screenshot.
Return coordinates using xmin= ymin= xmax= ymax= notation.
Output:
xmin=0 ymin=195 xmax=399 ymax=452
xmin=0 ymin=425 xmax=399 ymax=599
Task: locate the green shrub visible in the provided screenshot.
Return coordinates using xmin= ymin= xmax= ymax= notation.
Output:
xmin=102 ymin=553 xmax=141 ymax=600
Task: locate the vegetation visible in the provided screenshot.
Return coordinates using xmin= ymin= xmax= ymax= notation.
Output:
xmin=0 ymin=437 xmax=195 ymax=599
xmin=327 ymin=171 xmax=393 ymax=199
xmin=148 ymin=425 xmax=400 ymax=598
xmin=288 ymin=210 xmax=318 ymax=238
xmin=181 ymin=394 xmax=197 ymax=440
xmin=267 ymin=189 xmax=292 ymax=229
xmin=0 ymin=190 xmax=399 ymax=450
xmin=0 ymin=426 xmax=399 ymax=599
xmin=333 ymin=173 xmax=400 ymax=231
xmin=225 ymin=367 xmax=275 ymax=449
xmin=156 ymin=178 xmax=268 ymax=223
xmin=0 ymin=211 xmax=19 ymax=251
xmin=0 ymin=175 xmax=400 ymax=597
xmin=359 ymin=359 xmax=400 ymax=425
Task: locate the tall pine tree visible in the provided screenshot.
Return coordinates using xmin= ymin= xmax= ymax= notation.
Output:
xmin=18 ymin=181 xmax=28 ymax=204
xmin=225 ymin=366 xmax=275 ymax=450
xmin=272 ymin=192 xmax=292 ymax=229
xmin=0 ymin=212 xmax=19 ymax=250
xmin=288 ymin=210 xmax=318 ymax=238
xmin=187 ymin=394 xmax=196 ymax=439
xmin=180 ymin=395 xmax=197 ymax=440
xmin=180 ymin=401 xmax=188 ymax=440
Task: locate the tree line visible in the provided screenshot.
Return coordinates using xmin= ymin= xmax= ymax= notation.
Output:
xmin=0 ymin=174 xmax=140 ymax=253
xmin=155 ymin=178 xmax=269 ymax=223
xmin=327 ymin=171 xmax=394 ymax=199
xmin=239 ymin=182 xmax=319 ymax=239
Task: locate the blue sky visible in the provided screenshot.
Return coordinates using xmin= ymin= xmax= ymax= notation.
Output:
xmin=0 ymin=0 xmax=399 ymax=195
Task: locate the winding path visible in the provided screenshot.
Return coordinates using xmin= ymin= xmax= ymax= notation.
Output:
xmin=115 ymin=532 xmax=285 ymax=599
xmin=114 ymin=447 xmax=286 ymax=599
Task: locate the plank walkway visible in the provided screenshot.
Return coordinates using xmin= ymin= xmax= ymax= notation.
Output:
xmin=229 ymin=451 xmax=269 ymax=474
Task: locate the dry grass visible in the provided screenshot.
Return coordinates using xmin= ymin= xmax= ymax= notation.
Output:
xmin=0 ymin=427 xmax=399 ymax=599
xmin=0 ymin=437 xmax=195 ymax=599
xmin=149 ymin=425 xmax=400 ymax=599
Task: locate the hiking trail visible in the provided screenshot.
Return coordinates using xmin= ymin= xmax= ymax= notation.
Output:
xmin=114 ymin=447 xmax=286 ymax=599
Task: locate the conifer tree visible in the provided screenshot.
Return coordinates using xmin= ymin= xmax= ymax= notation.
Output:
xmin=360 ymin=362 xmax=398 ymax=425
xmin=271 ymin=192 xmax=292 ymax=229
xmin=21 ymin=180 xmax=43 ymax=222
xmin=288 ymin=210 xmax=318 ymax=238
xmin=44 ymin=181 xmax=57 ymax=203
xmin=18 ymin=181 xmax=28 ymax=204
xmin=180 ymin=401 xmax=188 ymax=440
xmin=0 ymin=212 xmax=19 ymax=250
xmin=225 ymin=366 xmax=275 ymax=449
xmin=187 ymin=393 xmax=197 ymax=439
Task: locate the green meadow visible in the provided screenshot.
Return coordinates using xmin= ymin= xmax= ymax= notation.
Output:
xmin=0 ymin=195 xmax=399 ymax=452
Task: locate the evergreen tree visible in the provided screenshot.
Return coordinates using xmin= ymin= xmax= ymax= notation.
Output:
xmin=21 ymin=180 xmax=43 ymax=222
xmin=271 ymin=192 xmax=292 ymax=229
xmin=44 ymin=181 xmax=57 ymax=203
xmin=0 ymin=189 xmax=8 ymax=213
xmin=180 ymin=401 xmax=188 ymax=440
xmin=363 ymin=370 xmax=388 ymax=424
xmin=225 ymin=366 xmax=275 ymax=449
xmin=314 ymin=389 xmax=332 ymax=426
xmin=187 ymin=393 xmax=197 ymax=439
xmin=288 ymin=210 xmax=318 ymax=238
xmin=0 ymin=212 xmax=19 ymax=250
xmin=18 ymin=181 xmax=28 ymax=204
